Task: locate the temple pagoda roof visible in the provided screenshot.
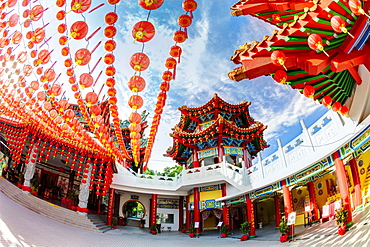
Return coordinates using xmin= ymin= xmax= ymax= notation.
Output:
xmin=230 ymin=0 xmax=315 ymax=28
xmin=165 ymin=95 xmax=269 ymax=164
xmin=228 ymin=0 xmax=370 ymax=108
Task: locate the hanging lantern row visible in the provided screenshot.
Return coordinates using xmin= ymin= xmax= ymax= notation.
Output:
xmin=143 ymin=0 xmax=198 ymax=169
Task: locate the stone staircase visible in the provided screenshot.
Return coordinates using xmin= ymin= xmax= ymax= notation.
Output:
xmin=0 ymin=177 xmax=111 ymax=233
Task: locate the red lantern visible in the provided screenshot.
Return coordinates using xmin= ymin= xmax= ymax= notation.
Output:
xmin=349 ymin=0 xmax=369 ymax=17
xmin=89 ymin=105 xmax=101 ymax=118
xmin=104 ymin=53 xmax=115 ymax=65
xmin=138 ymin=0 xmax=164 ymax=10
xmin=56 ymin=0 xmax=66 ymax=7
xmin=170 ymin=45 xmax=182 ymax=63
xmin=183 ymin=0 xmax=197 ymax=18
xmin=50 ymin=84 xmax=62 ymax=97
xmin=273 ymin=70 xmax=287 ymax=84
xmin=173 ymin=30 xmax=187 ymax=43
xmin=128 ymin=95 xmax=144 ymax=109
xmin=64 ymin=109 xmax=75 ymax=122
xmin=43 ymin=69 xmax=56 ymax=82
xmin=128 ymin=76 xmax=146 ymax=92
xmin=37 ymin=91 xmax=46 ymax=101
xmin=108 ymin=96 xmax=117 ymax=105
xmin=31 ymin=28 xmax=45 ymax=44
xmin=165 ymin=57 xmax=177 ymax=70
xmin=30 ymin=5 xmax=44 ymax=21
xmin=107 ymin=87 xmax=117 ymax=96
xmin=37 ymin=50 xmax=51 ymax=65
xmin=58 ymin=24 xmax=67 ymax=33
xmin=159 ymin=81 xmax=170 ymax=92
xmin=106 ymin=78 xmax=116 ymax=87
xmin=79 ymin=73 xmax=93 ymax=89
xmin=178 ymin=14 xmax=192 ymax=28
xmin=65 ymin=59 xmax=72 ymax=67
xmin=23 ymin=65 xmax=33 ymax=76
xmin=271 ymin=50 xmax=286 ymax=69
xmin=303 ymin=85 xmax=315 ymax=98
xmin=105 ymin=66 xmax=116 ymax=76
xmin=86 ymin=92 xmax=98 ymax=107
xmin=332 ymin=102 xmax=342 ymax=112
xmin=331 ymin=16 xmax=354 ymax=38
xmin=8 ymin=14 xmax=19 ymax=27
xmin=130 ymin=53 xmax=150 ymax=71
xmin=75 ymin=48 xmax=91 ymax=65
xmin=162 ymin=71 xmax=173 ymax=81
xmin=104 ymin=26 xmax=117 ymax=38
xmin=339 ymin=106 xmax=349 ymax=116
xmin=56 ymin=10 xmax=66 ymax=20
xmin=70 ymin=21 xmax=89 ymax=40
xmin=105 ymin=12 xmax=118 ymax=25
xmin=59 ymin=36 xmax=68 ymax=45
xmin=61 ymin=47 xmax=70 ymax=56
xmin=104 ymin=40 xmax=116 ymax=52
xmin=108 ymin=0 xmax=120 ymax=4
xmin=322 ymin=96 xmax=332 ymax=107
xmin=132 ymin=21 xmax=155 ymax=43
xmin=308 ymin=34 xmax=328 ymax=56
xmin=12 ymin=31 xmax=22 ymax=45
xmin=71 ymin=0 xmax=92 ymax=13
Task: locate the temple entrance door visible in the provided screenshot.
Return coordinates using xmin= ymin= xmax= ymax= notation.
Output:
xmin=122 ymin=200 xmax=146 ymax=227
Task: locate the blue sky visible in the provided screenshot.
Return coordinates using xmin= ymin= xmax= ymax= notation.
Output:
xmin=19 ymin=1 xmax=328 ymax=172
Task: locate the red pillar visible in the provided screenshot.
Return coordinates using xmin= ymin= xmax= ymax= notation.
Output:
xmin=194 ymin=187 xmax=201 ymax=236
xmin=307 ymin=181 xmax=319 ymax=221
xmin=150 ymin=194 xmax=158 ymax=227
xmin=274 ymin=194 xmax=281 ymax=228
xmin=179 ymin=196 xmax=184 ymax=231
xmin=282 ymin=180 xmax=294 ymax=236
xmin=193 ymin=148 xmax=200 ymax=168
xmin=246 ymin=195 xmax=256 ymax=237
xmin=349 ymin=158 xmax=362 ymax=208
xmin=185 ymin=195 xmax=191 ymax=232
xmin=106 ymin=188 xmax=115 ymax=226
xmin=221 ymin=184 xmax=230 ymax=233
xmin=333 ymin=152 xmax=353 ymax=224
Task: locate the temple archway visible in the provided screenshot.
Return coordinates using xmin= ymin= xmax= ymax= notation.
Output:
xmin=122 ymin=200 xmax=146 ymax=227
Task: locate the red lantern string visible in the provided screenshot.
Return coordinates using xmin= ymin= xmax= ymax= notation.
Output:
xmin=143 ymin=0 xmax=198 ymax=169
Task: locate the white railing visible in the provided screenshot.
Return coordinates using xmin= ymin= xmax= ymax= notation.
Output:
xmin=112 ymin=110 xmax=369 ymax=196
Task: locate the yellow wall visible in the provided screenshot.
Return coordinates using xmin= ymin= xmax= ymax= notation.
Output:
xmin=200 ymin=190 xmax=222 ymax=201
xmin=314 ymin=172 xmax=338 ymax=210
xmin=291 ymin=187 xmax=308 ymax=226
xmin=256 ymin=198 xmax=274 ymax=224
xmin=357 ymin=151 xmax=370 ymax=201
xmin=204 ymin=212 xmax=217 ymax=229
xmin=189 ymin=194 xmax=194 ymax=203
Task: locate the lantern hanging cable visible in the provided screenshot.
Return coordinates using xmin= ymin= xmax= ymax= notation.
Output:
xmin=143 ymin=0 xmax=198 ymax=168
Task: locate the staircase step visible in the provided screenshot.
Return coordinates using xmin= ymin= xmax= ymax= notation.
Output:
xmin=0 ymin=178 xmax=109 ymax=233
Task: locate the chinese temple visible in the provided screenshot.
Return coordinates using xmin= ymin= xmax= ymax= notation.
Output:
xmin=164 ymin=93 xmax=268 ymax=235
xmin=165 ymin=93 xmax=268 ymax=169
xmin=0 ymin=0 xmax=369 ymax=243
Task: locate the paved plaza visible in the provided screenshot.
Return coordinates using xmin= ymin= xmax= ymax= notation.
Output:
xmin=1 ymin=192 xmax=369 ymax=247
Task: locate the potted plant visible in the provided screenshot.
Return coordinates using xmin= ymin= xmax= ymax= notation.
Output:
xmin=279 ymin=217 xmax=290 ymax=242
xmin=221 ymin=224 xmax=228 ymax=238
xmin=181 ymin=223 xmax=186 ymax=233
xmin=188 ymin=223 xmax=195 ymax=238
xmin=122 ymin=217 xmax=128 ymax=226
xmin=240 ymin=221 xmax=251 ymax=241
xmin=17 ymin=173 xmax=24 ymax=188
xmin=30 ymin=175 xmax=40 ymax=196
xmin=335 ymin=207 xmax=348 ymax=235
xmin=140 ymin=218 xmax=146 ymax=228
xmin=112 ymin=217 xmax=118 ymax=229
xmin=150 ymin=224 xmax=157 ymax=234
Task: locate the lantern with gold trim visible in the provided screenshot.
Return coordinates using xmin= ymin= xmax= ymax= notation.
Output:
xmin=138 ymin=0 xmax=164 ymax=10
xmin=132 ymin=21 xmax=155 ymax=43
xmin=130 ymin=53 xmax=150 ymax=71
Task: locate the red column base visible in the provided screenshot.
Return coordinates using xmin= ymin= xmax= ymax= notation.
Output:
xmin=77 ymin=207 xmax=89 ymax=213
xmin=22 ymin=186 xmax=31 ymax=192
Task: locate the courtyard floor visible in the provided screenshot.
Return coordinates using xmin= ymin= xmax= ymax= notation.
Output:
xmin=1 ymin=191 xmax=369 ymax=247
